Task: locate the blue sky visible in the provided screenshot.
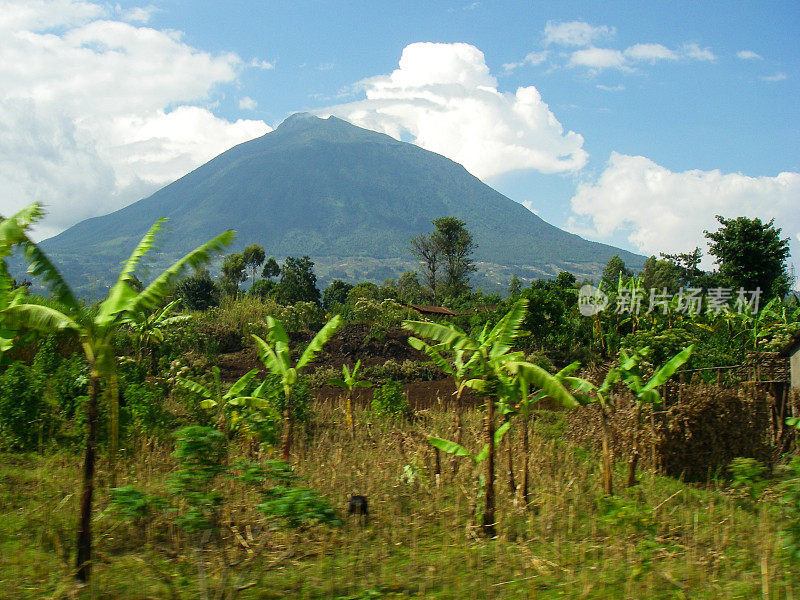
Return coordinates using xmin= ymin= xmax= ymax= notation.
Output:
xmin=1 ymin=0 xmax=798 ymax=272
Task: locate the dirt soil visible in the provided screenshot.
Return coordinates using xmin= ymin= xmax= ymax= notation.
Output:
xmin=210 ymin=324 xmax=479 ymax=410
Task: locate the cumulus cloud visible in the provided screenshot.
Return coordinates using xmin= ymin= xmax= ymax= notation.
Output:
xmin=239 ymin=96 xmax=257 ymax=110
xmin=503 ymin=50 xmax=548 ymax=72
xmin=624 ymin=43 xmax=678 ymax=62
xmin=543 ymin=21 xmax=615 ymax=46
xmin=763 ymin=72 xmax=787 ymax=82
xmin=0 ymin=0 xmax=270 ymax=238
xmin=250 ymin=58 xmax=275 ymax=70
xmin=737 ymin=50 xmax=762 ymax=60
xmin=568 ymin=153 xmax=800 ymax=265
xmin=569 ymin=42 xmax=715 ymax=72
xmin=569 ymin=47 xmax=627 ymax=70
xmin=320 ymin=42 xmax=587 ymax=179
xmin=681 ymin=43 xmax=716 ymax=62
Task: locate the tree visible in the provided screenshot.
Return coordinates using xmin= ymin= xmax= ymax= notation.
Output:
xmin=242 ymin=243 xmax=266 ymax=285
xmin=661 ymin=247 xmax=703 ymax=287
xmin=276 ymin=256 xmax=320 ymax=305
xmin=404 ymin=299 xmax=577 ymax=536
xmin=3 ymin=213 xmax=233 ymax=582
xmin=705 ymin=215 xmax=792 ymax=299
xmin=601 ymin=254 xmax=632 ymax=288
xmin=262 ymin=256 xmax=280 ymax=279
xmin=507 ymin=275 xmax=522 ymax=297
xmin=555 ymin=271 xmax=577 ymax=289
xmin=220 ymin=253 xmax=247 ymax=293
xmin=409 ymin=232 xmax=440 ymax=303
xmin=432 ymin=217 xmax=477 ymax=298
xmin=252 ymin=314 xmax=342 ymax=460
xmin=175 ymin=267 xmax=220 ymax=310
xmin=396 ymin=271 xmax=425 ymax=304
xmin=639 ymin=256 xmax=679 ymax=294
xmin=321 ymin=280 xmax=352 ymax=311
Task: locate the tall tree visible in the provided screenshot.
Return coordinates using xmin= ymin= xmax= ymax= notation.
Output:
xmin=242 ymin=243 xmax=266 ymax=285
xmin=276 ymin=256 xmax=320 ymax=305
xmin=409 ymin=232 xmax=440 ymax=303
xmin=3 ymin=211 xmax=232 ymax=582
xmin=432 ymin=217 xmax=477 ymax=298
xmin=262 ymin=256 xmax=280 ymax=279
xmin=601 ymin=254 xmax=632 ymax=288
xmin=639 ymin=256 xmax=680 ymax=293
xmin=221 ymin=253 xmax=247 ymax=293
xmin=705 ymin=215 xmax=792 ymax=299
xmin=661 ymin=247 xmax=704 ymax=287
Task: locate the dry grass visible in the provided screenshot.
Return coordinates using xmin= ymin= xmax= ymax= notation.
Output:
xmin=0 ymin=398 xmax=797 ymax=599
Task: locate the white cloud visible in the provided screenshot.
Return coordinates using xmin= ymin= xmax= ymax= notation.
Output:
xmin=568 ymin=152 xmax=800 ymax=266
xmin=569 ymin=47 xmax=627 ymax=70
xmin=682 ymin=43 xmax=716 ymax=62
xmin=543 ymin=21 xmax=615 ymax=46
xmin=763 ymin=72 xmax=787 ymax=82
xmin=503 ymin=50 xmax=548 ymax=72
xmin=320 ymin=42 xmax=587 ymax=179
xmin=596 ymin=84 xmax=625 ymax=92
xmin=624 ymin=43 xmax=678 ymax=62
xmin=569 ymin=42 xmax=716 ymax=72
xmin=737 ymin=50 xmax=762 ymax=60
xmin=239 ymin=96 xmax=257 ymax=110
xmin=0 ymin=0 xmax=270 ymax=238
xmin=120 ymin=6 xmax=156 ymax=24
xmin=250 ymin=58 xmax=275 ymax=70
xmin=521 ymin=200 xmax=539 ymax=215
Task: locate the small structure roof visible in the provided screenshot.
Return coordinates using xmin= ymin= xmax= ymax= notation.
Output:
xmin=405 ymin=304 xmax=459 ymax=316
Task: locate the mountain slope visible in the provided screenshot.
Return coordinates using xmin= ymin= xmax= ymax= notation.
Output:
xmin=39 ymin=113 xmax=643 ymax=294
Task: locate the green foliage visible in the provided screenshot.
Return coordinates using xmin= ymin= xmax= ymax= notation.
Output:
xmin=727 ymin=457 xmax=767 ymax=499
xmin=122 ymin=381 xmax=173 ymax=436
xmin=168 ymin=426 xmax=227 ymax=533
xmin=778 ymin=457 xmax=800 ymax=563
xmin=597 ymin=495 xmax=656 ymax=535
xmin=220 ymin=252 xmax=247 ymax=293
xmin=242 ymin=243 xmax=266 ymax=284
xmin=276 ymin=256 xmax=320 ymax=305
xmin=371 ymin=380 xmax=409 ymax=420
xmin=705 ymin=215 xmax=792 ymax=299
xmin=0 ymin=362 xmax=46 ymax=450
xmin=175 ymin=267 xmax=220 ymax=310
xmin=322 ymin=279 xmax=353 ymax=311
xmin=602 ymin=254 xmax=632 ymax=288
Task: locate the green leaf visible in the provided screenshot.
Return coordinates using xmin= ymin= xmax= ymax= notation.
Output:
xmin=127 ymin=229 xmax=235 ymax=315
xmin=428 ymin=437 xmax=473 ymax=459
xmin=328 ymin=378 xmax=347 ymax=388
xmin=515 ymin=362 xmax=579 ymax=409
xmin=2 ymin=303 xmax=79 ymax=335
xmin=224 ymin=369 xmax=260 ymax=400
xmin=402 ymin=320 xmax=477 ymax=352
xmin=297 ymin=314 xmax=342 ymax=370
xmin=252 ymin=334 xmax=289 ymax=379
xmin=642 ymin=345 xmax=694 ymax=391
xmin=175 ymin=377 xmax=212 ymax=399
xmin=475 ymin=421 xmax=513 ymax=463
xmin=97 ymin=219 xmax=165 ymax=326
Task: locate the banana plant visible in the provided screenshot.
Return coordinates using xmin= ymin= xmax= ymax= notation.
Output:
xmin=408 ymin=336 xmax=478 ymax=478
xmin=123 ymin=298 xmax=191 ymax=368
xmin=618 ymin=344 xmax=695 ymax=487
xmin=176 ymin=366 xmax=275 ymax=438
xmin=328 ymin=359 xmax=371 ymax=440
xmin=559 ymin=364 xmax=621 ymax=495
xmin=404 ymin=299 xmax=577 ymax=536
xmin=252 ymin=314 xmax=342 ymax=461
xmin=0 ymin=203 xmax=45 ymax=355
xmin=2 ymin=213 xmax=233 ymax=582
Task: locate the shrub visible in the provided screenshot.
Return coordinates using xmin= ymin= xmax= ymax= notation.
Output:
xmin=0 ymin=362 xmax=47 ymax=450
xmin=371 ymin=380 xmax=410 ymax=420
xmin=176 ymin=268 xmax=220 ymax=311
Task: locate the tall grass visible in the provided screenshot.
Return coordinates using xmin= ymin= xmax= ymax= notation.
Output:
xmin=0 ymin=400 xmax=797 ymax=599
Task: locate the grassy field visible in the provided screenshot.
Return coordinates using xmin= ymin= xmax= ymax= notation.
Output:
xmin=1 ymin=401 xmax=797 ymax=600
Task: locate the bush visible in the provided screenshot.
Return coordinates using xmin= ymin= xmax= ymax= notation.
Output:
xmin=0 ymin=362 xmax=47 ymax=450
xmin=176 ymin=269 xmax=220 ymax=311
xmin=371 ymin=380 xmax=410 ymax=420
